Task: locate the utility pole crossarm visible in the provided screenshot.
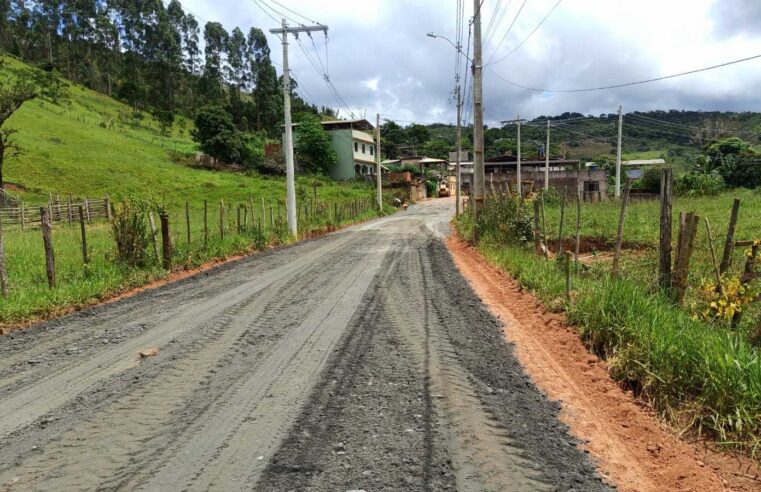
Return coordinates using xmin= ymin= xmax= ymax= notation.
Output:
xmin=269 ymin=24 xmax=328 ymax=35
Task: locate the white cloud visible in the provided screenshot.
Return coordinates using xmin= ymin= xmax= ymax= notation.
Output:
xmin=180 ymin=0 xmax=761 ymax=125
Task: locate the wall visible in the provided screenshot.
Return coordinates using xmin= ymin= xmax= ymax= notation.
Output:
xmin=328 ymin=129 xmax=356 ymax=181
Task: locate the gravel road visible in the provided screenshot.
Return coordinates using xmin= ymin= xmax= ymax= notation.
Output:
xmin=0 ymin=199 xmax=609 ymax=491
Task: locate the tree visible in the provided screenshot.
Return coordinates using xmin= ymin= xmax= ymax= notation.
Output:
xmin=200 ymin=22 xmax=229 ymax=103
xmin=406 ymin=124 xmax=430 ymax=150
xmin=294 ymin=113 xmax=336 ymax=174
xmin=381 ymin=120 xmax=406 ymax=158
xmin=0 ymin=60 xmax=68 ymax=187
xmin=192 ymin=105 xmax=255 ymax=166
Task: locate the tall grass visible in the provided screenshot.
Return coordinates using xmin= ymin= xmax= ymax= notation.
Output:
xmin=456 ymin=196 xmax=761 ymax=455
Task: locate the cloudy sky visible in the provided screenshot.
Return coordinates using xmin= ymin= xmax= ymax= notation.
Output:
xmin=180 ymin=0 xmax=761 ymax=126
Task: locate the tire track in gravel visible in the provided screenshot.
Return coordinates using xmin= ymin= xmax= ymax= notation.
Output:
xmin=0 ymin=233 xmax=358 ymax=444
xmin=125 ymin=238 xmax=392 ymax=491
xmin=0 ymin=236 xmax=369 ymax=491
xmin=387 ymin=236 xmax=551 ymax=491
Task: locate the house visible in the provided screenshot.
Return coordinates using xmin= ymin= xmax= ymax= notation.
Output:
xmin=585 ymin=158 xmax=665 ymax=179
xmin=458 ymin=155 xmax=609 ymax=201
xmin=286 ymin=119 xmax=382 ymax=181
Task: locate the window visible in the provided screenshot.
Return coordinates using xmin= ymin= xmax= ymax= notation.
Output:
xmin=370 ymin=146 xmax=374 ymax=156
xmin=362 ymin=143 xmax=366 ymax=154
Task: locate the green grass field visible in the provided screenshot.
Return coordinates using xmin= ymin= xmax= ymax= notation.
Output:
xmin=456 ymin=190 xmax=761 ymax=457
xmin=0 ymin=56 xmax=392 ymax=327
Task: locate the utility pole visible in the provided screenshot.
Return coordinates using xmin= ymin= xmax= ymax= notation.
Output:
xmin=517 ymin=114 xmax=522 ymax=197
xmin=270 ymin=20 xmax=329 ymax=237
xmin=502 ymin=116 xmax=527 ymax=196
xmin=616 ymin=104 xmax=623 ymax=199
xmin=376 ymin=113 xmax=382 ymax=210
xmin=455 ymin=85 xmax=462 ymax=215
xmin=545 ymin=120 xmax=550 ymax=190
xmin=472 ymin=0 xmax=485 ymax=207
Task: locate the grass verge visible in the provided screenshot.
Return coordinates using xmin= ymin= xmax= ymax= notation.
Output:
xmin=455 ymin=204 xmax=761 ymax=458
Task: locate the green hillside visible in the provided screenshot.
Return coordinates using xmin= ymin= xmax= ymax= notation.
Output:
xmin=2 ymin=57 xmax=369 ymax=206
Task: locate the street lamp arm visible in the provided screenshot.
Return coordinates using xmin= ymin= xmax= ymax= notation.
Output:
xmin=426 ymin=32 xmax=473 ymax=64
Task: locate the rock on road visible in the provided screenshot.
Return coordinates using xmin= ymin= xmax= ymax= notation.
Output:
xmin=0 ymin=199 xmax=609 ymax=491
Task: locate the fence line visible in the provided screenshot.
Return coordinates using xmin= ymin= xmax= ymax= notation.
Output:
xmin=0 ymin=197 xmax=109 ymax=228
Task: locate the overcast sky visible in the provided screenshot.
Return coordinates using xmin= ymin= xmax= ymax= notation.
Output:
xmin=180 ymin=0 xmax=761 ymax=126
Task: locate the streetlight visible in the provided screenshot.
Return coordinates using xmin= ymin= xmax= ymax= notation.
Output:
xmin=427 ymin=32 xmax=466 ymax=215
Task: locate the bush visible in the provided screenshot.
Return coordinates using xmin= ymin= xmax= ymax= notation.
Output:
xmin=111 ymin=196 xmax=151 ymax=267
xmin=674 ymin=173 xmax=725 ymax=197
xmin=294 ymin=113 xmax=337 ymax=174
xmin=193 ymin=105 xmax=261 ymax=169
xmin=634 ymin=167 xmax=663 ymax=193
xmin=473 ymin=195 xmax=534 ymax=244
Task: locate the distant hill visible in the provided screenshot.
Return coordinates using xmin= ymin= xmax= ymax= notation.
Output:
xmin=415 ymin=110 xmax=761 ymax=167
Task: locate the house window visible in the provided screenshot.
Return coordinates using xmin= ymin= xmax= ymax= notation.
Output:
xmin=354 ymin=142 xmax=359 ymax=152
xmin=362 ymin=143 xmax=366 ymax=154
xmin=370 ymin=146 xmax=374 ymax=156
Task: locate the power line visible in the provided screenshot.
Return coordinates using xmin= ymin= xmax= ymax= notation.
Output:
xmin=484 ymin=0 xmax=527 ymax=65
xmin=267 ymin=0 xmax=320 ymax=25
xmin=489 ymin=53 xmax=761 ymax=93
xmin=486 ymin=0 xmax=562 ymax=66
xmin=251 ymin=0 xmax=280 ymax=24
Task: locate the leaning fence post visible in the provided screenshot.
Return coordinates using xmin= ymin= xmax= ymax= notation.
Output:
xmin=574 ymin=191 xmax=582 ymax=266
xmin=40 ymin=208 xmax=56 ymax=288
xmin=185 ymin=201 xmax=191 ymax=244
xmin=0 ymin=218 xmax=8 ymax=297
xmin=719 ymin=198 xmax=741 ymax=274
xmin=658 ymin=168 xmax=673 ymax=290
xmin=611 ymin=179 xmax=632 ymax=277
xmin=673 ymin=212 xmax=699 ymax=304
xmin=704 ymin=218 xmax=723 ymax=297
xmin=67 ymin=194 xmax=73 ymax=226
xmin=533 ymin=199 xmax=542 ymax=256
xmin=219 ymin=199 xmax=225 ymax=240
xmin=556 ymin=193 xmax=567 ymax=258
xmin=160 ymin=213 xmax=172 ymax=270
xmin=203 ymin=200 xmax=208 ymax=248
xmin=565 ymin=251 xmax=573 ymax=300
xmin=79 ymin=205 xmax=89 ymax=264
xmin=148 ymin=211 xmax=160 ymax=263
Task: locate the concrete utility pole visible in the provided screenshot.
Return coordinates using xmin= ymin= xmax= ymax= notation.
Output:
xmin=376 ymin=113 xmax=382 ymax=210
xmin=517 ymin=114 xmax=522 ymax=197
xmin=616 ymin=104 xmax=623 ymax=199
xmin=270 ymin=20 xmax=329 ymax=237
xmin=545 ymin=120 xmax=550 ymax=190
xmin=455 ymin=85 xmax=462 ymax=215
xmin=472 ymin=0 xmax=485 ymax=206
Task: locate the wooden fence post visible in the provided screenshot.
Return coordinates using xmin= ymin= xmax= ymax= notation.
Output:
xmin=67 ymin=194 xmax=73 ymax=226
xmin=658 ymin=168 xmax=674 ymax=290
xmin=160 ymin=213 xmax=172 ymax=270
xmin=719 ymin=198 xmax=741 ymax=274
xmin=261 ymin=196 xmax=266 ymax=225
xmin=0 ymin=218 xmax=8 ymax=297
xmin=105 ymin=193 xmax=112 ymax=221
xmin=237 ymin=205 xmax=241 ymax=234
xmin=20 ymin=201 xmax=25 ymax=231
xmin=270 ymin=205 xmax=274 ymax=228
xmin=203 ymin=200 xmax=208 ymax=248
xmin=40 ymin=208 xmax=56 ymax=288
xmin=565 ymin=251 xmax=573 ymax=299
xmin=611 ymin=180 xmax=632 ymax=277
xmin=79 ymin=205 xmax=89 ymax=264
xmin=533 ymin=199 xmax=542 ymax=256
xmin=556 ymin=194 xmax=566 ymax=258
xmin=185 ymin=201 xmax=191 ymax=244
xmin=84 ymin=198 xmax=91 ymax=224
xmin=244 ymin=203 xmax=249 ymax=230
xmin=574 ymin=191 xmax=582 ymax=265
xmin=704 ymin=218 xmax=723 ymax=297
xmin=148 ymin=211 xmax=160 ymax=263
xmin=673 ymin=212 xmax=699 ymax=304
xmin=219 ymin=199 xmax=225 ymax=240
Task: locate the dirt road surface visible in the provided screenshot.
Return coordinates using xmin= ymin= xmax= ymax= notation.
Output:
xmin=0 ymin=199 xmax=608 ymax=491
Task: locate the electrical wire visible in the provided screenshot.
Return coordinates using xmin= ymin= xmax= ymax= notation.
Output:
xmin=627 ymin=113 xmax=761 ymax=137
xmin=484 ymin=0 xmax=527 ymax=65
xmin=486 ymin=0 xmax=562 ymax=66
xmin=488 ymin=53 xmax=761 ymax=93
xmin=267 ymin=0 xmax=320 ymax=25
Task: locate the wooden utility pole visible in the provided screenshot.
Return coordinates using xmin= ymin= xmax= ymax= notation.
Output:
xmin=376 ymin=113 xmax=383 ymax=210
xmin=270 ymin=20 xmax=328 ymax=238
xmin=615 ymin=105 xmax=623 ymax=198
xmin=545 ymin=120 xmax=551 ymax=190
xmin=472 ymin=0 xmax=485 ymax=207
xmin=78 ymin=205 xmax=89 ymax=264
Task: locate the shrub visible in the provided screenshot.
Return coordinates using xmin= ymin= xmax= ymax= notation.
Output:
xmin=474 ymin=195 xmax=533 ymax=244
xmin=674 ymin=173 xmax=725 ymax=197
xmin=111 ymin=196 xmax=151 ymax=267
